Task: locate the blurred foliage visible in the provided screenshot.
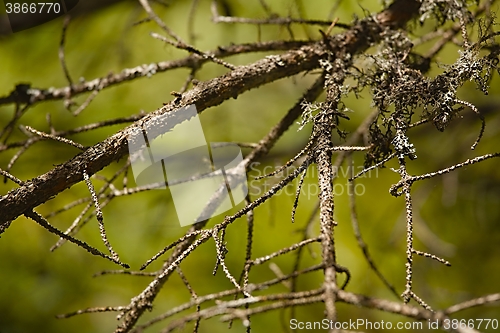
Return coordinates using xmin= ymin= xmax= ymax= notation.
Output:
xmin=1 ymin=1 xmax=500 ymax=333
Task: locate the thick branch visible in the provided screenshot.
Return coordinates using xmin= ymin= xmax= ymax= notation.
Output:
xmin=0 ymin=5 xmax=405 ymax=228
xmin=0 ymin=43 xmax=326 ymax=227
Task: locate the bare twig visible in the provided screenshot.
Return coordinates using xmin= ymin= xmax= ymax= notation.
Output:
xmin=24 ymin=210 xmax=129 ymax=268
xmin=59 ymin=16 xmax=73 ymax=91
xmin=348 ymin=156 xmax=400 ymax=299
xmin=25 ymin=126 xmax=85 ymax=150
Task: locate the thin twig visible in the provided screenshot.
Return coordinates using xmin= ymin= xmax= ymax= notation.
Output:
xmin=348 ymin=156 xmax=400 ymax=299
xmin=59 ymin=16 xmax=73 ymax=90
xmin=211 ymin=1 xmax=350 ymax=29
xmin=25 ymin=126 xmax=85 ymax=150
xmin=445 ymin=293 xmax=500 ymax=314
xmin=83 ymin=169 xmax=121 ymax=262
xmin=0 ymin=167 xmax=24 ymax=185
xmin=24 ymin=210 xmax=129 ymax=268
xmin=151 ymin=32 xmax=236 ymax=70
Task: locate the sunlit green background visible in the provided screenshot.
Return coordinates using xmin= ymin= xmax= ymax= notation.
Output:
xmin=1 ymin=1 xmax=499 ymax=332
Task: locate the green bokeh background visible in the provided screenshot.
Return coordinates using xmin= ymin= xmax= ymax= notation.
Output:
xmin=1 ymin=1 xmax=499 ymax=332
